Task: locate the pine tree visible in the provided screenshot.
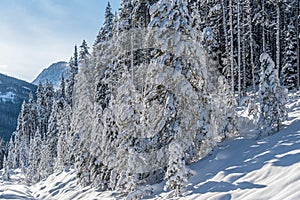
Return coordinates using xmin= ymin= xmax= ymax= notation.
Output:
xmin=72 ymin=58 xmax=95 ymax=186
xmin=132 ymin=0 xmax=151 ymax=28
xmin=7 ymin=136 xmax=17 ymax=169
xmin=79 ymin=40 xmax=90 ymax=62
xmin=66 ymin=45 xmax=79 ymax=106
xmin=164 ymin=142 xmax=191 ymax=196
xmin=258 ymin=53 xmax=288 ymax=136
xmin=118 ymin=0 xmax=134 ymax=33
xmin=282 ymin=23 xmax=298 ymax=90
xmin=27 ymin=128 xmax=42 ymax=183
xmin=55 ymin=102 xmax=72 ymax=171
xmin=44 ymin=100 xmax=60 ymax=176
xmin=94 ymin=2 xmax=114 ymax=46
xmin=57 ymin=76 xmax=66 ymax=109
xmin=0 ymin=138 xmax=4 ymax=170
xmin=37 ymin=82 xmax=46 ymax=136
xmin=3 ymin=155 xmax=10 ymax=181
xmin=43 ymin=80 xmax=54 ymax=139
xmin=19 ymin=101 xmax=31 ymax=172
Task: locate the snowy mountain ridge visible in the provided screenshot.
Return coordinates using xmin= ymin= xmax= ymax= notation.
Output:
xmin=0 ymin=73 xmax=37 ymax=141
xmin=32 ymin=61 xmax=70 ymax=88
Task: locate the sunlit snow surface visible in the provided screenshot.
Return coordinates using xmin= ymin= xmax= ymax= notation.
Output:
xmin=1 ymin=92 xmax=300 ymax=200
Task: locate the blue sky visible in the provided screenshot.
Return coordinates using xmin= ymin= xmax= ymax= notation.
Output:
xmin=0 ymin=0 xmax=120 ymax=82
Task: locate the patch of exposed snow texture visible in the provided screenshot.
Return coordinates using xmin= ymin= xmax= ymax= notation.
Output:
xmin=0 ymin=91 xmax=16 ymax=103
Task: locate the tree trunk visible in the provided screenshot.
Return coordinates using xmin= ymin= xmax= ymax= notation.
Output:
xmin=237 ymin=0 xmax=242 ymax=101
xmin=229 ymin=0 xmax=235 ymax=94
xmin=276 ymin=2 xmax=281 ymax=79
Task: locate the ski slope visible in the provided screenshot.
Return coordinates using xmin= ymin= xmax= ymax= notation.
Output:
xmin=1 ymin=92 xmax=300 ymax=200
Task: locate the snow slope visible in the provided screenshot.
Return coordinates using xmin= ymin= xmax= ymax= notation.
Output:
xmin=1 ymin=92 xmax=300 ymax=199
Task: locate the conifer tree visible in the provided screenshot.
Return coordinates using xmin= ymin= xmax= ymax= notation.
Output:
xmin=37 ymin=82 xmax=46 ymax=136
xmin=282 ymin=23 xmax=298 ymax=90
xmin=27 ymin=128 xmax=42 ymax=183
xmin=43 ymin=80 xmax=54 ymax=138
xmin=79 ymin=40 xmax=90 ymax=61
xmin=55 ymin=102 xmax=72 ymax=171
xmin=94 ymin=2 xmax=114 ymax=45
xmin=132 ymin=0 xmax=151 ymax=28
xmin=0 ymin=137 xmax=4 ymax=169
xmin=258 ymin=53 xmax=288 ymax=136
xmin=19 ymin=101 xmax=31 ymax=172
xmin=72 ymin=59 xmax=95 ymax=186
xmin=164 ymin=142 xmax=191 ymax=196
xmin=118 ymin=0 xmax=134 ymax=33
xmin=66 ymin=45 xmax=79 ymax=106
xmin=3 ymin=155 xmax=10 ymax=180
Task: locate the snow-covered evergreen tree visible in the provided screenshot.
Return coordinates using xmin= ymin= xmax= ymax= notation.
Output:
xmin=0 ymin=137 xmax=5 ymax=169
xmin=132 ymin=0 xmax=151 ymax=28
xmin=18 ymin=101 xmax=31 ymax=173
xmin=27 ymin=128 xmax=42 ymax=183
xmin=164 ymin=142 xmax=191 ymax=196
xmin=72 ymin=57 xmax=94 ymax=186
xmin=94 ymin=2 xmax=114 ymax=46
xmin=258 ymin=53 xmax=288 ymax=136
xmin=282 ymin=23 xmax=298 ymax=90
xmin=43 ymin=80 xmax=54 ymax=138
xmin=118 ymin=0 xmax=134 ymax=33
xmin=66 ymin=45 xmax=79 ymax=106
xmin=3 ymin=155 xmax=10 ymax=181
xmin=79 ymin=40 xmax=90 ymax=62
xmin=37 ymin=82 xmax=46 ymax=136
xmin=55 ymin=101 xmax=72 ymax=171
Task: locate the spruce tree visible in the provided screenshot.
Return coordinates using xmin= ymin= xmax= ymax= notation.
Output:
xmin=43 ymin=80 xmax=54 ymax=139
xmin=258 ymin=53 xmax=288 ymax=136
xmin=282 ymin=23 xmax=298 ymax=90
xmin=79 ymin=40 xmax=90 ymax=61
xmin=37 ymin=82 xmax=46 ymax=136
xmin=27 ymin=128 xmax=42 ymax=183
xmin=66 ymin=45 xmax=79 ymax=106
xmin=94 ymin=2 xmax=114 ymax=45
xmin=118 ymin=0 xmax=134 ymax=33
xmin=3 ymin=155 xmax=10 ymax=180
xmin=164 ymin=142 xmax=191 ymax=196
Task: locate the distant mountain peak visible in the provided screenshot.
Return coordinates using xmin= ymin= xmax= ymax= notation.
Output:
xmin=32 ymin=61 xmax=70 ymax=88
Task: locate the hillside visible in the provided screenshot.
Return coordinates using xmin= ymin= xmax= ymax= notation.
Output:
xmin=0 ymin=73 xmax=37 ymax=141
xmin=32 ymin=61 xmax=70 ymax=88
xmin=1 ymin=92 xmax=300 ymax=200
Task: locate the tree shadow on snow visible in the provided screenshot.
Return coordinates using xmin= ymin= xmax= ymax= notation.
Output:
xmin=186 ymin=119 xmax=300 ymax=197
xmin=192 ymin=181 xmax=265 ymax=194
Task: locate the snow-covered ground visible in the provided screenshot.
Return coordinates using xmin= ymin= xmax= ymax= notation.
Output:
xmin=1 ymin=92 xmax=300 ymax=200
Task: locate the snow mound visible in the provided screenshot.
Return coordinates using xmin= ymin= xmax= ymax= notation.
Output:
xmin=31 ymin=168 xmax=115 ymax=200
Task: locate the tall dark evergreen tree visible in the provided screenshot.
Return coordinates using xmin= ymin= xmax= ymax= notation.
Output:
xmin=258 ymin=53 xmax=288 ymax=136
xmin=94 ymin=2 xmax=114 ymax=45
xmin=79 ymin=40 xmax=90 ymax=61
xmin=66 ymin=45 xmax=79 ymax=106
xmin=118 ymin=0 xmax=134 ymax=33
xmin=282 ymin=23 xmax=298 ymax=89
